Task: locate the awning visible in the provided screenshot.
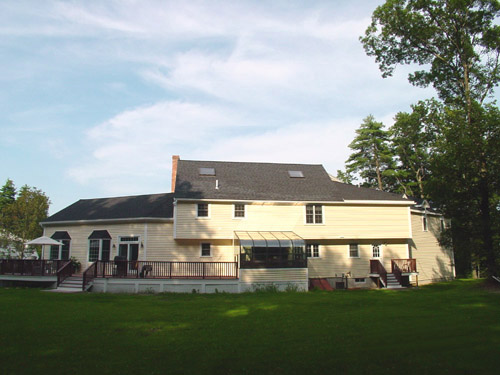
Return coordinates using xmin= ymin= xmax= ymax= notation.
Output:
xmin=235 ymin=231 xmax=305 ymax=248
xmin=51 ymin=231 xmax=71 ymax=240
xmin=88 ymin=230 xmax=112 ymax=240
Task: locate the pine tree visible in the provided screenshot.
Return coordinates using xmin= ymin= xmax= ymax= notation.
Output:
xmin=345 ymin=115 xmax=395 ymax=191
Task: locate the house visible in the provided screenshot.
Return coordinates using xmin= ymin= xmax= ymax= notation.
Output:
xmin=1 ymin=156 xmax=455 ymax=292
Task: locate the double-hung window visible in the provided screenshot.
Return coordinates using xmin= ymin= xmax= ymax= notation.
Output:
xmin=306 ymin=204 xmax=323 ymax=224
xmin=49 ymin=231 xmax=71 ymax=260
xmin=349 ymin=243 xmax=359 ymax=258
xmin=201 ymin=243 xmax=211 ymax=257
xmin=422 ymin=215 xmax=428 ymax=231
xmin=88 ymin=230 xmax=112 ymax=261
xmin=234 ymin=204 xmax=245 ymax=218
xmin=197 ymin=203 xmax=209 ymax=217
xmin=306 ymin=244 xmax=320 ymax=258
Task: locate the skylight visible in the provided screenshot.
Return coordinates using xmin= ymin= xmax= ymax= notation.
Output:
xmin=199 ymin=167 xmax=216 ymax=176
xmin=288 ymin=170 xmax=304 ymax=178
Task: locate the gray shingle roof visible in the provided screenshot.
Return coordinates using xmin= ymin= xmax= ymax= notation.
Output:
xmin=43 ymin=159 xmax=410 ymax=224
xmin=42 ymin=193 xmax=174 ymax=223
xmin=175 ymin=159 xmax=409 ymax=202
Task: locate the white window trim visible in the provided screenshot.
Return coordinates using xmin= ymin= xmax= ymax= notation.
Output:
xmin=200 ymin=242 xmax=212 ymax=257
xmin=88 ymin=238 xmax=113 ymax=262
xmin=306 ymin=244 xmax=321 ymax=258
xmin=371 ymin=244 xmax=382 ymax=259
xmin=196 ymin=203 xmax=210 ymax=219
xmin=348 ymin=243 xmax=360 ymax=258
xmin=50 ymin=242 xmax=69 ymax=260
xmin=304 ymin=204 xmax=325 ymax=225
xmin=354 ymin=278 xmax=366 ymax=283
xmin=118 ymin=236 xmax=140 ymax=260
xmin=233 ymin=203 xmax=246 ymax=219
xmin=422 ymin=215 xmax=428 ymax=232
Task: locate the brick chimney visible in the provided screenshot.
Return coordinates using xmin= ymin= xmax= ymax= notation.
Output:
xmin=171 ymin=155 xmax=180 ymax=192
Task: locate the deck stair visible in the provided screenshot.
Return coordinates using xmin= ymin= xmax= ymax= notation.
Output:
xmin=386 ymin=273 xmax=404 ymax=289
xmin=52 ymin=275 xmax=86 ymax=293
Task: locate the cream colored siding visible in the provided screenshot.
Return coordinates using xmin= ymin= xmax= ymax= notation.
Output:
xmin=44 ymin=223 xmax=148 ymax=268
xmin=42 ymin=222 xmax=238 ymax=269
xmin=240 ymin=268 xmax=307 ymax=283
xmin=410 ymin=212 xmax=454 ymax=284
xmin=307 ymin=241 xmax=408 ymax=279
xmin=175 ymin=202 xmax=411 ymax=240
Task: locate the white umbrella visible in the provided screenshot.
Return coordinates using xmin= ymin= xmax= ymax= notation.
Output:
xmin=26 ymin=236 xmax=63 ymax=246
xmin=26 ymin=236 xmax=63 ymax=260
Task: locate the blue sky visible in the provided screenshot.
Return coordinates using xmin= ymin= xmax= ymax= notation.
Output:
xmin=1 ymin=0 xmax=447 ymax=214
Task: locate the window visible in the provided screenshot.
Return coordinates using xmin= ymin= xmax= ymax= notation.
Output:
xmin=49 ymin=231 xmax=71 ymax=260
xmin=201 ymin=243 xmax=211 ymax=257
xmin=306 ymin=204 xmax=323 ymax=224
xmin=88 ymin=230 xmax=112 ymax=261
xmin=288 ymin=170 xmax=304 ymax=178
xmin=372 ymin=244 xmax=381 ymax=258
xmin=234 ymin=204 xmax=245 ymax=218
xmin=197 ymin=203 xmax=209 ymax=217
xmin=349 ymin=243 xmax=359 ymax=258
xmin=440 ymin=218 xmax=446 ymax=231
xmin=199 ymin=167 xmax=215 ymax=176
xmin=422 ymin=216 xmax=428 ymax=231
xmin=306 ymin=244 xmax=320 ymax=258
xmin=354 ymin=278 xmax=366 ymax=283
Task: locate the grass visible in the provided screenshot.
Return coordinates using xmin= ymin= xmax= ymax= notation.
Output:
xmin=1 ymin=279 xmax=499 ymax=375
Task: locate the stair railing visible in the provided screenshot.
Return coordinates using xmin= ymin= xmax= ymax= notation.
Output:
xmin=370 ymin=259 xmax=387 ymax=287
xmin=82 ymin=262 xmax=97 ymax=291
xmin=56 ymin=261 xmax=73 ymax=287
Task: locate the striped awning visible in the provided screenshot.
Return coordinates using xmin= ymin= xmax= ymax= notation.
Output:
xmin=235 ymin=231 xmax=305 ymax=248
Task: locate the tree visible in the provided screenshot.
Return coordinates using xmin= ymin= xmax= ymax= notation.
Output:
xmin=389 ymin=99 xmax=441 ymax=198
xmin=427 ymin=104 xmax=500 ymax=276
xmin=0 ymin=182 xmax=50 ymax=259
xmin=344 ymin=115 xmax=395 ymax=190
xmin=0 ymin=179 xmax=16 ymax=212
xmin=361 ymin=0 xmax=500 ymax=276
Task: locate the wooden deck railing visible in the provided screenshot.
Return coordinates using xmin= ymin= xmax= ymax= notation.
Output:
xmin=391 ymin=259 xmax=417 ymax=273
xmin=91 ymin=260 xmax=238 ymax=279
xmin=82 ymin=262 xmax=97 ymax=291
xmin=0 ymin=259 xmax=68 ymax=277
xmin=370 ymin=259 xmax=388 ymax=287
xmin=56 ymin=261 xmax=74 ymax=287
xmin=391 ymin=259 xmax=417 ymax=286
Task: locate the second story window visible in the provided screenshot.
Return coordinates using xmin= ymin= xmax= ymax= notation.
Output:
xmin=234 ymin=204 xmax=245 ymax=218
xmin=197 ymin=203 xmax=209 ymax=217
xmin=422 ymin=215 xmax=428 ymax=231
xmin=306 ymin=204 xmax=323 ymax=224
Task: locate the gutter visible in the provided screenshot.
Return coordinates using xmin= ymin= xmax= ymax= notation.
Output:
xmin=40 ymin=217 xmax=174 ymax=227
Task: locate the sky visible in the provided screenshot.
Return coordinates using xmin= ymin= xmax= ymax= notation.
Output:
xmin=0 ymin=0 xmax=442 ymax=215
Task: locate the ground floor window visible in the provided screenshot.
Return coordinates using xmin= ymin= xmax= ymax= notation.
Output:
xmin=49 ymin=231 xmax=71 ymax=260
xmin=88 ymin=230 xmax=112 ymax=261
xmin=354 ymin=278 xmax=366 ymax=283
xmin=349 ymin=243 xmax=359 ymax=258
xmin=372 ymin=244 xmax=381 ymax=258
xmin=88 ymin=239 xmax=111 ymax=262
xmin=201 ymin=243 xmax=211 ymax=257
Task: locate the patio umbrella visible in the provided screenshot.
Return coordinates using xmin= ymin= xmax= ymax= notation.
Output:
xmin=26 ymin=236 xmax=63 ymax=246
xmin=26 ymin=236 xmax=63 ymax=259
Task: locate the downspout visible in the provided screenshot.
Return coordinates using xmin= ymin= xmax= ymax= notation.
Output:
xmin=143 ymin=223 xmax=148 ymax=261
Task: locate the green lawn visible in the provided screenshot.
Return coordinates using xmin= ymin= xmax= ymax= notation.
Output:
xmin=1 ymin=280 xmax=499 ymax=375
